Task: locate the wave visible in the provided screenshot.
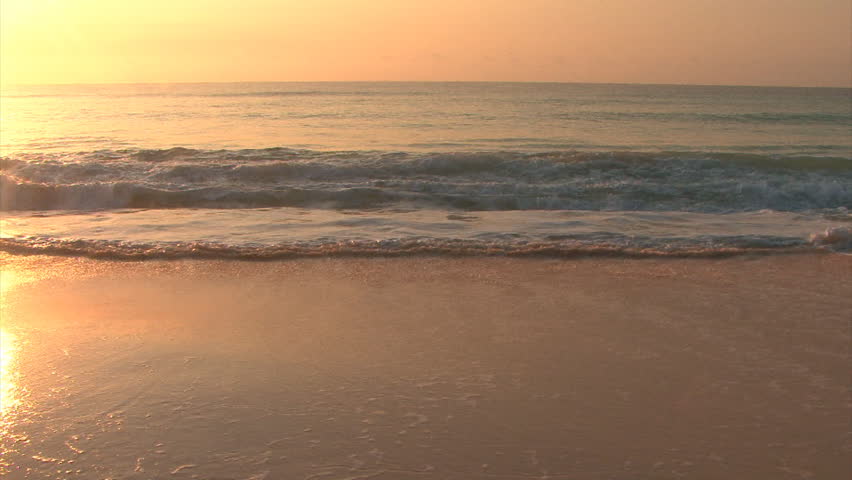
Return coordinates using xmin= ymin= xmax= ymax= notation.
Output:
xmin=810 ymin=226 xmax=852 ymax=250
xmin=0 ymin=179 xmax=413 ymax=210
xmin=2 ymin=149 xmax=850 ymax=212
xmin=8 ymin=147 xmax=850 ymax=170
xmin=0 ymin=234 xmax=838 ymax=261
xmin=2 ymin=175 xmax=849 ymax=212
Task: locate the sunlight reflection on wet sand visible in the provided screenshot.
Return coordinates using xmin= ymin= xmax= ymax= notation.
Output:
xmin=1 ymin=268 xmax=25 ymax=475
xmin=0 ymin=253 xmax=850 ymax=479
xmin=1 ymin=268 xmax=23 ymax=416
xmin=1 ymin=328 xmax=20 ymax=414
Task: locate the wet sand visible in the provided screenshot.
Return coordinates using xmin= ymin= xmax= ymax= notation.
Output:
xmin=1 ymin=253 xmax=850 ymax=479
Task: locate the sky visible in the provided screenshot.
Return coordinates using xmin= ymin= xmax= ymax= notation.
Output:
xmin=1 ymin=0 xmax=850 ymax=87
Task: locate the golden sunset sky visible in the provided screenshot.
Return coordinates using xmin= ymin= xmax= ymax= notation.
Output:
xmin=1 ymin=0 xmax=849 ymax=86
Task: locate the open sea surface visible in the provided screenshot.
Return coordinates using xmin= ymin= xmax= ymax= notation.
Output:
xmin=1 ymin=82 xmax=850 ymax=258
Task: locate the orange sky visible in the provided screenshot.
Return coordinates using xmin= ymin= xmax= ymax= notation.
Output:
xmin=1 ymin=0 xmax=850 ymax=87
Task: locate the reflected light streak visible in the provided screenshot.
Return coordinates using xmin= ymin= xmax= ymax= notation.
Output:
xmin=0 ymin=328 xmax=20 ymax=414
xmin=0 ymin=266 xmax=20 ymax=294
xmin=0 ymin=264 xmax=36 ymax=472
xmin=0 ymin=325 xmax=24 ymax=476
xmin=1 ymin=269 xmax=22 ymax=416
xmin=1 ymin=268 xmax=28 ymax=423
xmin=0 ymin=219 xmax=18 ymax=239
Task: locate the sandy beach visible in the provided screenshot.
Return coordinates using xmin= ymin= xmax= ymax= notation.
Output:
xmin=1 ymin=253 xmax=849 ymax=479
xmin=3 ymin=2 xmax=850 ymax=478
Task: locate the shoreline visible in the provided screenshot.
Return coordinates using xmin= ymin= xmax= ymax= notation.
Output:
xmin=2 ymin=253 xmax=850 ymax=479
xmin=0 ymin=241 xmax=844 ymax=261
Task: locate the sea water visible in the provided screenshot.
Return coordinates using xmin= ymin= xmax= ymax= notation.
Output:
xmin=1 ymin=82 xmax=850 ymax=257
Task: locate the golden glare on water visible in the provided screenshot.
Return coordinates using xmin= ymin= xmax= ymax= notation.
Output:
xmin=0 ymin=266 xmax=33 ymax=428
xmin=0 ymin=325 xmax=25 ymax=476
xmin=1 ymin=268 xmax=22 ymax=416
xmin=0 ymin=264 xmax=31 ymax=476
xmin=0 ymin=328 xmax=20 ymax=415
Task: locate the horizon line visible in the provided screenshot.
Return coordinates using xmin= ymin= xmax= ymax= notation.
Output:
xmin=2 ymin=79 xmax=850 ymax=90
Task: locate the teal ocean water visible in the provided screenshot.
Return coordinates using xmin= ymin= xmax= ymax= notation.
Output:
xmin=1 ymin=82 xmax=850 ymax=257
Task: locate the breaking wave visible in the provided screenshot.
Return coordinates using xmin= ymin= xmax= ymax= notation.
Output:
xmin=2 ymin=149 xmax=850 ymax=212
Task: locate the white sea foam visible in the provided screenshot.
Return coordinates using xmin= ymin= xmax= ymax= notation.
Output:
xmin=810 ymin=226 xmax=852 ymax=249
xmin=1 ymin=208 xmax=848 ymax=259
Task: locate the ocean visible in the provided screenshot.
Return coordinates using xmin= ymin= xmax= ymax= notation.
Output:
xmin=1 ymin=82 xmax=850 ymax=257
xmin=3 ymin=81 xmax=852 ymax=479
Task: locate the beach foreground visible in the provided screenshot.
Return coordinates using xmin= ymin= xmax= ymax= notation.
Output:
xmin=1 ymin=253 xmax=850 ymax=479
